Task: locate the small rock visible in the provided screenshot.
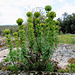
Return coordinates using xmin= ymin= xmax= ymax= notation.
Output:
xmin=3 ymin=56 xmax=6 ymax=58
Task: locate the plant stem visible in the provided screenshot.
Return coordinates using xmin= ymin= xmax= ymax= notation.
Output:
xmin=38 ymin=53 xmax=41 ymax=67
xmin=16 ymin=61 xmax=28 ymax=69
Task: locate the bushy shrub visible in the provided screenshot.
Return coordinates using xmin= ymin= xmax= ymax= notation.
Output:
xmin=4 ymin=5 xmax=59 ymax=71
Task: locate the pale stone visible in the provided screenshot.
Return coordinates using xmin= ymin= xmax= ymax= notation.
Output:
xmin=0 ymin=49 xmax=9 ymax=63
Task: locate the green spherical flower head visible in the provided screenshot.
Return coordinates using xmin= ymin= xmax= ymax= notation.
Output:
xmin=40 ymin=23 xmax=44 ymax=27
xmin=16 ymin=18 xmax=23 ymax=25
xmin=35 ymin=18 xmax=41 ymax=24
xmin=13 ymin=32 xmax=18 ymax=36
xmin=47 ymin=11 xmax=56 ymax=19
xmin=26 ymin=12 xmax=32 ymax=17
xmin=34 ymin=12 xmax=41 ymax=18
xmin=45 ymin=5 xmax=52 ymax=11
xmin=55 ymin=21 xmax=60 ymax=25
xmin=4 ymin=29 xmax=10 ymax=34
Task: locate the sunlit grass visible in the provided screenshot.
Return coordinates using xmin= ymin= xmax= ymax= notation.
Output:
xmin=58 ymin=34 xmax=75 ymax=45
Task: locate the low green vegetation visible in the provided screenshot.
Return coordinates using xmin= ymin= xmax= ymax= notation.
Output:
xmin=57 ymin=64 xmax=75 ymax=73
xmin=58 ymin=34 xmax=75 ymax=45
xmin=58 ymin=58 xmax=75 ymax=73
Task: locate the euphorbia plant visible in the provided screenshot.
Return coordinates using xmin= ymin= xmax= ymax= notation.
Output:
xmin=4 ymin=5 xmax=59 ymax=71
xmin=4 ymin=29 xmax=13 ymax=62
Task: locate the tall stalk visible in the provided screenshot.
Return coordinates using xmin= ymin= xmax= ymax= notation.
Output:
xmin=13 ymin=32 xmax=20 ymax=61
xmin=4 ymin=29 xmax=13 ymax=61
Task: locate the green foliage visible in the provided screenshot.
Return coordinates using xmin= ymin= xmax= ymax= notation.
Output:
xmin=57 ymin=69 xmax=68 ymax=73
xmin=45 ymin=18 xmax=49 ymax=23
xmin=13 ymin=32 xmax=20 ymax=61
xmin=16 ymin=18 xmax=23 ymax=25
xmin=45 ymin=5 xmax=52 ymax=11
xmin=8 ymin=64 xmax=18 ymax=71
xmin=40 ymin=23 xmax=44 ymax=27
xmin=57 ymin=12 xmax=75 ymax=34
xmin=35 ymin=18 xmax=41 ymax=24
xmin=4 ymin=29 xmax=10 ymax=34
xmin=26 ymin=12 xmax=32 ymax=17
xmin=55 ymin=21 xmax=60 ymax=25
xmin=58 ymin=34 xmax=75 ymax=45
xmin=59 ymin=31 xmax=63 ymax=35
xmin=68 ymin=64 xmax=75 ymax=72
xmin=58 ymin=64 xmax=75 ymax=73
xmin=34 ymin=12 xmax=41 ymax=18
xmin=47 ymin=11 xmax=56 ymax=19
xmin=27 ymin=17 xmax=33 ymax=22
xmin=0 ymin=25 xmax=19 ymax=36
xmin=4 ymin=5 xmax=59 ymax=71
xmin=45 ymin=63 xmax=54 ymax=71
xmin=5 ymin=56 xmax=9 ymax=62
xmin=13 ymin=32 xmax=18 ymax=36
xmin=4 ymin=30 xmax=13 ymax=61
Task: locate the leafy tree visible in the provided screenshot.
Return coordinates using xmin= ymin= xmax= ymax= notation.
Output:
xmin=57 ymin=12 xmax=75 ymax=34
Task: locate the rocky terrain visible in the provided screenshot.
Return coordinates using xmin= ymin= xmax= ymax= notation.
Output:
xmin=0 ymin=43 xmax=75 ymax=69
xmin=52 ymin=44 xmax=75 ymax=69
xmin=0 ymin=37 xmax=15 ymax=51
xmin=0 ymin=43 xmax=75 ymax=75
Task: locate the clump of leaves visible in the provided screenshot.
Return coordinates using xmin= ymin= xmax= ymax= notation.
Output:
xmin=5 ymin=57 xmax=9 ymax=62
xmin=47 ymin=11 xmax=56 ymax=19
xmin=55 ymin=21 xmax=60 ymax=25
xmin=67 ymin=64 xmax=75 ymax=73
xmin=8 ymin=64 xmax=18 ymax=71
xmin=35 ymin=18 xmax=41 ymax=24
xmin=45 ymin=63 xmax=54 ymax=72
xmin=57 ymin=69 xmax=68 ymax=73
